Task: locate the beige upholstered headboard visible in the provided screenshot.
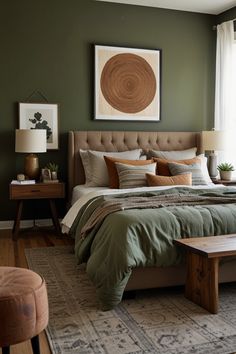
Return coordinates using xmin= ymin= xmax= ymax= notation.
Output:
xmin=68 ymin=131 xmax=202 ymax=201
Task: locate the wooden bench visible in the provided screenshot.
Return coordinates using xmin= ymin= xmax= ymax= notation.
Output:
xmin=174 ymin=234 xmax=236 ymax=314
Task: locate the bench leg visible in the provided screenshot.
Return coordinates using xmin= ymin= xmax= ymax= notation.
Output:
xmin=2 ymin=347 xmax=10 ymax=354
xmin=31 ymin=335 xmax=40 ymax=354
xmin=185 ymin=252 xmax=219 ymax=314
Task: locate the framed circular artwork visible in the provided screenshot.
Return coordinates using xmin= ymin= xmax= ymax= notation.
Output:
xmin=95 ymin=45 xmax=161 ymax=121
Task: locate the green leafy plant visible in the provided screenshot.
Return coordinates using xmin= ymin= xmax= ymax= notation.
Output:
xmin=46 ymin=162 xmax=59 ymax=173
xmin=217 ymin=162 xmax=234 ymax=171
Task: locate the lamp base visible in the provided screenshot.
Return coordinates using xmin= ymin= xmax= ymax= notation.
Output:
xmin=207 ymin=153 xmax=218 ymax=178
xmin=24 ymin=154 xmax=40 ymax=180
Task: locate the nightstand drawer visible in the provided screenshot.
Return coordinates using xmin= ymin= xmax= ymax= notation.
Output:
xmin=10 ymin=183 xmax=65 ymax=200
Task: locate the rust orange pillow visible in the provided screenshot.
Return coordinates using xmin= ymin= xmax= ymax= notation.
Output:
xmin=104 ymin=156 xmax=153 ymax=188
xmin=146 ymin=173 xmax=192 ymax=186
xmin=153 ymin=157 xmax=200 ymax=176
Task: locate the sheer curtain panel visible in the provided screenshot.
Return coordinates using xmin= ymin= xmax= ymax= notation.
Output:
xmin=214 ymin=20 xmax=236 ymax=172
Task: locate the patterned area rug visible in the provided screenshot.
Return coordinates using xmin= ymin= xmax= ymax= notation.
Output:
xmin=25 ymin=246 xmax=236 ymax=354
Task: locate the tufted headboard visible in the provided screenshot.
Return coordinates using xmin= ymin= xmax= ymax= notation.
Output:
xmin=68 ymin=130 xmax=202 ymax=201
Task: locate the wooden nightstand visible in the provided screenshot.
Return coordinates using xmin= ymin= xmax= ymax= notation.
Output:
xmin=211 ymin=179 xmax=236 ymax=186
xmin=9 ymin=182 xmax=65 ymax=240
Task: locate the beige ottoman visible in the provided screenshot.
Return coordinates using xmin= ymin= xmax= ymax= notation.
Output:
xmin=0 ymin=266 xmax=49 ymax=354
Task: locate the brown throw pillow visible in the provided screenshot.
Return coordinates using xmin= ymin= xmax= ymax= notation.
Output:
xmin=104 ymin=156 xmax=153 ymax=188
xmin=153 ymin=157 xmax=200 ymax=176
xmin=146 ymin=173 xmax=192 ymax=186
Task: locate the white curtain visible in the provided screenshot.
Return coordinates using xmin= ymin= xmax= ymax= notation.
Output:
xmin=214 ymin=20 xmax=236 ymax=171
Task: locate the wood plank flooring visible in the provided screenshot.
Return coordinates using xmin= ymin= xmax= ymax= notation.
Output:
xmin=0 ymin=228 xmax=74 ymax=354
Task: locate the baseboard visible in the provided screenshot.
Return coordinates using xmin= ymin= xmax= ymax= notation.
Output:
xmin=0 ymin=219 xmax=53 ymax=230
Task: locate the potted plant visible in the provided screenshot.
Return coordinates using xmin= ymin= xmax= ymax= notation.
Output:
xmin=46 ymin=162 xmax=59 ymax=180
xmin=217 ymin=162 xmax=234 ymax=181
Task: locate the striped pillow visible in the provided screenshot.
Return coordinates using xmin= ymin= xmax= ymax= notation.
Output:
xmin=115 ymin=162 xmax=156 ymax=189
xmin=168 ymin=162 xmax=207 ymax=185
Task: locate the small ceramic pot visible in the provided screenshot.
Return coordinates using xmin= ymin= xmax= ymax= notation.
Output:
xmin=51 ymin=171 xmax=58 ymax=180
xmin=219 ymin=170 xmax=232 ymax=181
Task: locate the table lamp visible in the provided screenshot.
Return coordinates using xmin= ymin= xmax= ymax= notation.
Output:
xmin=202 ymin=130 xmax=224 ymax=178
xmin=15 ymin=129 xmax=47 ymax=180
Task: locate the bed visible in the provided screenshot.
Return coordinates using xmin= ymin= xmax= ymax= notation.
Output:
xmin=63 ymin=130 xmax=236 ymax=310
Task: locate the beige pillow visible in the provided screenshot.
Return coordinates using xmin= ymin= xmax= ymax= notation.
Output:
xmin=80 ymin=149 xmax=92 ymax=184
xmin=148 ymin=147 xmax=197 ymax=160
xmin=146 ymin=173 xmax=192 ymax=186
xmin=86 ymin=149 xmax=142 ymax=186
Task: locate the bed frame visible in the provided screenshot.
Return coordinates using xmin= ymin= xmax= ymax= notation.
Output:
xmin=68 ymin=130 xmax=236 ymax=291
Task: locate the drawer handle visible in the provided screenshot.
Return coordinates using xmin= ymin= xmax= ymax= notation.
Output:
xmin=31 ymin=189 xmax=40 ymax=192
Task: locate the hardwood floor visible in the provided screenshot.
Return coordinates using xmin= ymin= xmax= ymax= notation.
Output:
xmin=0 ymin=227 xmax=74 ymax=354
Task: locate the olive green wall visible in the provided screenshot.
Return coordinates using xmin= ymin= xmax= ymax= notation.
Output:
xmin=0 ymin=0 xmax=217 ymax=221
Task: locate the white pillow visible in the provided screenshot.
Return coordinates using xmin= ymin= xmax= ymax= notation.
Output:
xmin=80 ymin=149 xmax=142 ymax=186
xmin=197 ymin=154 xmax=213 ymax=185
xmin=115 ymin=162 xmax=157 ymax=189
xmin=149 ymin=147 xmax=197 ymax=160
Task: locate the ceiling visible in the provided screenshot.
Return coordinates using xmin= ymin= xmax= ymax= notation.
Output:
xmin=96 ymin=0 xmax=236 ymax=15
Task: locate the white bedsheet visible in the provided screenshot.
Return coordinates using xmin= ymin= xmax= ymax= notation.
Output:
xmin=71 ymin=185 xmax=110 ymax=205
xmin=61 ymin=184 xmax=223 ymax=234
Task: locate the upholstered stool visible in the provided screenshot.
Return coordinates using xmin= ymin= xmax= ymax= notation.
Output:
xmin=0 ymin=266 xmax=49 ymax=354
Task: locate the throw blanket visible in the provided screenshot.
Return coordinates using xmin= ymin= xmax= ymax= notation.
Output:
xmin=71 ymin=186 xmax=236 ymax=310
xmin=81 ymin=193 xmax=236 ymax=238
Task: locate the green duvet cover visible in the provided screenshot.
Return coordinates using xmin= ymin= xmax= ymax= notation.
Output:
xmin=70 ymin=186 xmax=236 ymax=310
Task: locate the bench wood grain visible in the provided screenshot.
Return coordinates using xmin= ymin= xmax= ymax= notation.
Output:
xmin=174 ymin=234 xmax=236 ymax=314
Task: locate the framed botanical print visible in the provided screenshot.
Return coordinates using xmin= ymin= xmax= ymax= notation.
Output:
xmin=19 ymin=102 xmax=59 ymax=150
xmin=95 ymin=45 xmax=161 ymax=121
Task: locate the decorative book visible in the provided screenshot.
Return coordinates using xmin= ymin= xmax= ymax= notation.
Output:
xmin=11 ymin=180 xmax=36 ymax=185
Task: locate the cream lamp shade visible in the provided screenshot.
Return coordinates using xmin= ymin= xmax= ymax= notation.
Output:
xmin=15 ymin=129 xmax=47 ymax=180
xmin=202 ymin=130 xmax=225 ymax=179
xmin=202 ymin=130 xmax=225 ymax=151
xmin=15 ymin=129 xmax=47 ymax=153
